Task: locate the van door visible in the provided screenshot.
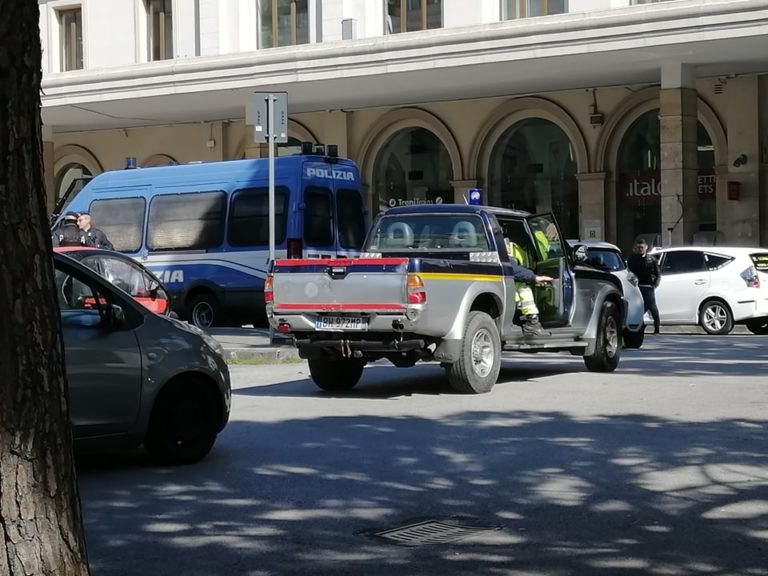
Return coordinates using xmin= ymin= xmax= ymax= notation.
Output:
xmin=525 ymin=213 xmax=574 ymax=327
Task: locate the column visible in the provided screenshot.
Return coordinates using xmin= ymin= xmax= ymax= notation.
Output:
xmin=576 ymin=172 xmax=607 ymax=241
xmin=720 ymin=76 xmax=760 ymax=245
xmin=660 ymin=63 xmax=698 ymax=246
xmin=324 ymin=110 xmax=349 ymax=158
xmin=42 ymin=125 xmax=56 ymax=215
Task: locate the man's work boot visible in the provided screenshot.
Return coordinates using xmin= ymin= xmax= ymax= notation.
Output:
xmin=521 ymin=315 xmax=550 ymax=338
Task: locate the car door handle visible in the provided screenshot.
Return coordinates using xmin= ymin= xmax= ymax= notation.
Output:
xmin=694 ymin=280 xmax=707 ymax=285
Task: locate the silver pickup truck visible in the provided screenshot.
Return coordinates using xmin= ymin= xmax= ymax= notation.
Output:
xmin=266 ymin=205 xmax=625 ymax=394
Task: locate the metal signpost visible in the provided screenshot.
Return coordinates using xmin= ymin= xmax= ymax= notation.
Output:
xmin=247 ymin=92 xmax=287 ymax=340
xmin=246 ymin=92 xmax=288 ymax=262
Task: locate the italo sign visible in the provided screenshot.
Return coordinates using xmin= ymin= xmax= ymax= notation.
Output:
xmin=621 ymin=171 xmax=715 ymax=203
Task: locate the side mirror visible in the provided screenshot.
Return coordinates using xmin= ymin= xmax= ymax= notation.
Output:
xmin=573 ymin=245 xmax=588 ymax=263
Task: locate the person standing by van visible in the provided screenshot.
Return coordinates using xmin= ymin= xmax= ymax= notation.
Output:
xmin=77 ymin=212 xmax=114 ymax=250
xmin=54 ymin=212 xmax=83 ymax=246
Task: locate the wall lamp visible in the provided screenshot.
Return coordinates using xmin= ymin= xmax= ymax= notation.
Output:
xmin=733 ymin=154 xmax=748 ymax=168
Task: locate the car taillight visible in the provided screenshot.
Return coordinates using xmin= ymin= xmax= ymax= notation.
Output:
xmin=407 ymin=274 xmax=426 ymax=304
xmin=264 ymin=275 xmax=273 ymax=303
xmin=287 ymin=238 xmax=303 ymax=259
xmin=741 ymin=266 xmax=760 ymax=288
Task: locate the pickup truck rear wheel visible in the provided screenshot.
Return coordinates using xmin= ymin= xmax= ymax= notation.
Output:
xmin=446 ymin=311 xmax=501 ymax=394
xmin=584 ymin=301 xmax=621 ymax=372
xmin=308 ymin=358 xmax=364 ymax=392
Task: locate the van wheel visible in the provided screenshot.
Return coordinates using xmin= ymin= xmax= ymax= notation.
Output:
xmin=188 ymin=293 xmax=219 ymax=329
xmin=144 ymin=378 xmax=220 ymax=465
xmin=308 ymin=358 xmax=364 ymax=392
xmin=585 ymin=301 xmax=621 ymax=372
xmin=745 ymin=318 xmax=768 ymax=335
xmin=446 ymin=311 xmax=501 ymax=394
xmin=699 ymin=300 xmax=733 ymax=335
xmin=623 ymin=326 xmax=645 ymax=349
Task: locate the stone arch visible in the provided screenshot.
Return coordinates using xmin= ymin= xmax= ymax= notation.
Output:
xmin=597 ymin=87 xmax=728 ymax=244
xmin=54 ymin=144 xmax=103 ymax=178
xmin=470 ymin=97 xmax=588 ymax=180
xmin=358 ymin=107 xmax=463 ymax=189
xmin=140 ymin=153 xmax=178 ymax=167
xmin=233 ymin=119 xmax=319 ymax=159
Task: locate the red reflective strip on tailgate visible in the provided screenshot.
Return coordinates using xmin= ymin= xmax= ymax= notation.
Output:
xmin=274 ymin=258 xmax=408 ymax=267
xmin=274 ymin=303 xmax=406 ymax=311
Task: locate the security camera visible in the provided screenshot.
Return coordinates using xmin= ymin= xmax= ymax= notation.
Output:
xmin=733 ymin=154 xmax=747 ymax=168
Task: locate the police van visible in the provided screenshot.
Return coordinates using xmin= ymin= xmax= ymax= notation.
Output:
xmin=57 ymin=149 xmax=367 ymax=328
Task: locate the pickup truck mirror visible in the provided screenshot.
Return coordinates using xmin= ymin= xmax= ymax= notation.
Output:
xmin=573 ymin=245 xmax=588 ymax=263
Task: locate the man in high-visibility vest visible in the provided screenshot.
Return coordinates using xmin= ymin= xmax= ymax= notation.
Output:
xmin=505 ymin=238 xmax=554 ymax=337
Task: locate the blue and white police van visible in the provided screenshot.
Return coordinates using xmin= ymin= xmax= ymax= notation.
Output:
xmin=56 ymin=149 xmax=367 ymax=328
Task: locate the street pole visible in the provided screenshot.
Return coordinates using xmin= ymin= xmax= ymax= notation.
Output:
xmin=267 ymin=94 xmax=275 ymax=263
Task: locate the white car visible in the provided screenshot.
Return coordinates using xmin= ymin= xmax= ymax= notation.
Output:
xmin=570 ymin=240 xmax=646 ymax=348
xmin=650 ymin=246 xmax=768 ymax=335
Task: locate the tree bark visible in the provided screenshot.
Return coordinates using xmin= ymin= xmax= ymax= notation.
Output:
xmin=0 ymin=2 xmax=90 ymax=575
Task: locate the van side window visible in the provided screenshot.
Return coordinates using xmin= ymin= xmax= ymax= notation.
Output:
xmin=304 ymin=187 xmax=333 ymax=246
xmin=89 ymin=198 xmax=146 ymax=252
xmin=228 ymin=187 xmax=289 ymax=247
xmin=148 ymin=191 xmax=225 ymax=251
xmin=337 ymin=188 xmax=365 ymax=250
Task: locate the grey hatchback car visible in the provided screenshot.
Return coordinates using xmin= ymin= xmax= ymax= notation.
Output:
xmin=54 ymin=251 xmax=231 ymax=464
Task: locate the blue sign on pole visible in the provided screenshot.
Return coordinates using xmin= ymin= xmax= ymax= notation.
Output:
xmin=468 ymin=187 xmax=483 ymax=205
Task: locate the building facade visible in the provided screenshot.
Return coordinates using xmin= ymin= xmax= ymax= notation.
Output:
xmin=40 ymin=0 xmax=768 ymax=250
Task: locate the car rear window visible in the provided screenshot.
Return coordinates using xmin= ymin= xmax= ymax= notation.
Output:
xmin=586 ymin=248 xmax=625 ymax=272
xmin=704 ymin=253 xmax=733 ymax=270
xmin=750 ymin=253 xmax=768 ymax=272
xmin=367 ymin=214 xmax=490 ymax=252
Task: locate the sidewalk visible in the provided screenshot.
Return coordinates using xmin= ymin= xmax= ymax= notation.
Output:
xmin=208 ymin=325 xmax=752 ymax=364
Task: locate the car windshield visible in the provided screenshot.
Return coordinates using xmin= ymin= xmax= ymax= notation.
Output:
xmin=366 ymin=214 xmax=490 ymax=252
xmin=586 ymin=248 xmax=625 ymax=271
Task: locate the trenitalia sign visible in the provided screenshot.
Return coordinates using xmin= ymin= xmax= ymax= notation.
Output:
xmin=621 ymin=171 xmax=715 ymax=203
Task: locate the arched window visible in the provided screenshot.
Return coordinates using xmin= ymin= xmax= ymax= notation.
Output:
xmin=55 ymin=163 xmax=92 ymax=205
xmin=616 ymin=110 xmax=716 ymax=249
xmin=488 ymin=118 xmax=578 ymax=239
xmin=373 ymin=127 xmax=453 ymax=212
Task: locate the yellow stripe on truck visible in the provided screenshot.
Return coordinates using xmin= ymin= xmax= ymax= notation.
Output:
xmin=419 ymin=273 xmax=502 ymax=282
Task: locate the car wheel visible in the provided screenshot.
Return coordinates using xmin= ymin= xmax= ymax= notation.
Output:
xmin=623 ymin=325 xmax=645 ymax=349
xmin=584 ymin=301 xmax=622 ymax=372
xmin=699 ymin=300 xmax=733 ymax=335
xmin=188 ymin=292 xmax=219 ymax=329
xmin=144 ymin=378 xmax=220 ymax=465
xmin=745 ymin=318 xmax=768 ymax=335
xmin=446 ymin=311 xmax=501 ymax=394
xmin=308 ymin=358 xmax=365 ymax=392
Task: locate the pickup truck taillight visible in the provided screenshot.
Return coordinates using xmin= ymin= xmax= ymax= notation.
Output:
xmin=287 ymin=238 xmax=303 ymax=259
xmin=264 ymin=275 xmax=274 ymax=303
xmin=407 ymin=274 xmax=426 ymax=304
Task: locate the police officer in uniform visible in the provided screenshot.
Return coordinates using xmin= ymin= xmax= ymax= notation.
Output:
xmin=505 ymin=238 xmax=554 ymax=337
xmin=54 ymin=212 xmax=83 ymax=247
xmin=77 ymin=212 xmax=114 ymax=250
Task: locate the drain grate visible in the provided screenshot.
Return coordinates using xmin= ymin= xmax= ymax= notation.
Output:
xmin=371 ymin=518 xmax=500 ymax=546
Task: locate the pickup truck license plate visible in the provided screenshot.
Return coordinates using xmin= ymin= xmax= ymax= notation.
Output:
xmin=315 ymin=316 xmax=369 ymax=331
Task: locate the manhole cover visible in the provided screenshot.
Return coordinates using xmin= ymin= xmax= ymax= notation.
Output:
xmin=370 ymin=518 xmax=501 ymax=546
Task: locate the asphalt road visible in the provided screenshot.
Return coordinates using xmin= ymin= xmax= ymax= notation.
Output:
xmin=77 ymin=334 xmax=768 ymax=576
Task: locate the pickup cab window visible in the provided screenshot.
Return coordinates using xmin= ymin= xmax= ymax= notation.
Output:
xmin=367 ymin=214 xmax=490 ymax=252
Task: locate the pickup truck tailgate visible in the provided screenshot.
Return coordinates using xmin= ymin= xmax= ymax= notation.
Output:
xmin=272 ymin=258 xmax=409 ymax=314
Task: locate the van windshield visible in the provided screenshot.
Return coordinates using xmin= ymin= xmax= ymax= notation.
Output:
xmin=366 ymin=214 xmax=489 ymax=252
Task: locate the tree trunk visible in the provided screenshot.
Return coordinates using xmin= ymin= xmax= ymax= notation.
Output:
xmin=0 ymin=2 xmax=90 ymax=575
